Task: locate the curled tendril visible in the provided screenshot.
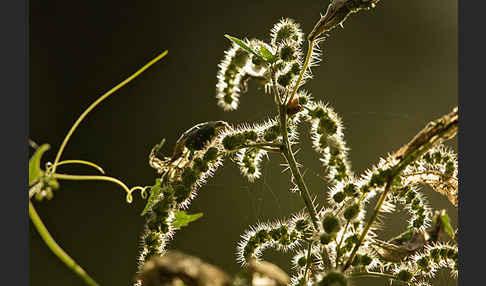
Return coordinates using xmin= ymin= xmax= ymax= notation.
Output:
xmin=126 ymin=186 xmax=150 ymax=203
xmin=51 ymin=172 xmax=149 ymax=204
xmin=42 ymin=158 xmax=151 ymax=203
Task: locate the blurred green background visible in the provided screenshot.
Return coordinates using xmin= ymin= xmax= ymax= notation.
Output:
xmin=29 ymin=1 xmax=458 ymax=285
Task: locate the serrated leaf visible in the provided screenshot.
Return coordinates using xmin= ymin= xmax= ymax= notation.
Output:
xmin=172 ymin=211 xmax=203 ymax=229
xmin=141 ymin=179 xmax=162 ymax=216
xmin=29 ymin=144 xmax=50 ymax=186
xmin=224 ymin=34 xmax=264 ymax=61
xmin=259 ymin=45 xmax=276 ymax=62
xmin=439 ymin=212 xmax=455 ymax=239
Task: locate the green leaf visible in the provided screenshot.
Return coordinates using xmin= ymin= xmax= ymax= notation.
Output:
xmin=439 ymin=211 xmax=455 ymax=239
xmin=172 ymin=211 xmax=203 ymax=229
xmin=259 ymin=45 xmax=276 ymax=62
xmin=29 ymin=144 xmax=50 ymax=186
xmin=224 ymin=34 xmax=264 ymax=61
xmin=141 ymin=179 xmax=162 ymax=216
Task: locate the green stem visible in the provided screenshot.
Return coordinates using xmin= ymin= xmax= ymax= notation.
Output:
xmin=49 ymin=51 xmax=168 ymax=176
xmin=303 ymin=241 xmax=313 ymax=284
xmin=271 ymin=67 xmax=318 ymax=228
xmin=349 ymin=271 xmax=398 ymax=281
xmin=279 ymin=107 xmax=319 ymax=230
xmin=270 ymin=61 xmax=328 ymax=267
xmin=287 ymin=39 xmax=315 ymax=105
xmin=242 ymin=142 xmax=283 ymax=152
xmin=52 ymin=173 xmax=139 ymax=203
xmin=343 ymin=181 xmax=392 ymax=271
xmin=29 ymin=200 xmax=100 ymax=286
xmin=335 ymin=220 xmax=350 ymax=268
xmin=243 ymin=142 xmax=283 ymax=148
xmin=55 ymin=160 xmax=106 ymax=174
xmin=272 ymin=63 xmax=320 ymax=233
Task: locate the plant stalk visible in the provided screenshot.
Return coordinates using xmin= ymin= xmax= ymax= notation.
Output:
xmin=350 ymin=271 xmax=398 ymax=280
xmin=278 ymin=106 xmax=319 ymax=230
xmin=287 ymin=40 xmax=315 ymax=105
xmin=29 ymin=200 xmax=100 ymax=286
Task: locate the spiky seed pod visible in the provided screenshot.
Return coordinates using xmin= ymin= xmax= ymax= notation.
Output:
xmin=396 ymin=269 xmax=413 ymax=282
xmin=270 ymin=18 xmax=304 ymax=46
xmin=307 ymin=105 xmax=326 ymax=119
xmin=319 ymin=233 xmax=334 ymax=245
xmin=236 ymin=148 xmax=267 ymax=182
xmin=175 ymin=146 xmax=224 ymax=209
xmin=216 ymin=43 xmax=251 ymax=111
xmin=322 ymin=215 xmax=341 ymax=234
xmin=203 ymin=146 xmax=219 ymax=161
xmin=291 ymin=245 xmax=323 ymax=273
xmin=295 ymin=90 xmax=312 ymax=107
xmin=263 ymin=123 xmax=281 ymax=142
xmin=291 ymin=212 xmax=313 ymax=239
xmin=138 ymin=229 xmax=167 ymax=263
xmin=343 ymin=233 xmax=359 ymax=251
xmin=243 ymin=130 xmax=258 ymax=141
xmin=389 ymin=184 xmax=432 ymax=232
xmin=280 ymin=44 xmax=297 ymax=62
xmin=318 ymin=271 xmax=347 ymax=286
xmin=220 ymin=123 xmax=262 ymax=151
xmin=181 ymin=167 xmax=197 ymax=187
xmin=343 ymin=183 xmax=358 ymax=197
xmin=291 ymin=62 xmax=301 ymax=75
xmin=401 ymin=144 xmax=458 ymax=206
xmin=273 ymin=59 xmax=287 ymax=72
xmin=138 ymin=206 xmax=176 ymax=268
xmin=418 ymin=243 xmax=459 ymax=279
xmin=277 ymin=39 xmax=303 ymax=64
xmin=343 ymin=203 xmax=360 ymax=221
xmin=416 ymin=256 xmax=430 ymax=271
xmin=277 ymin=70 xmax=295 ymax=87
xmin=359 ymin=254 xmax=373 ymax=266
xmin=222 ymin=133 xmax=247 ymax=151
xmin=306 ymin=101 xmax=353 ymax=185
xmin=326 ymin=179 xmax=356 ymax=208
xmin=332 ymin=191 xmax=345 ymax=203
xmin=236 ymin=215 xmax=308 ymax=265
xmin=139 ymin=141 xmax=226 ymax=273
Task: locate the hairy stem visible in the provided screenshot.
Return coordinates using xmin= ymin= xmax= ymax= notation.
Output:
xmin=269 ymin=61 xmax=325 ymax=266
xmin=343 ymin=107 xmax=458 ymax=270
xmin=335 ymin=220 xmax=350 ymax=268
xmin=29 ymin=200 xmax=100 ymax=286
xmin=303 ymin=241 xmax=313 ymax=284
xmin=279 ymin=106 xmax=319 ymax=230
xmin=287 ymin=40 xmax=315 ymax=105
xmin=350 ymin=271 xmax=397 ymax=280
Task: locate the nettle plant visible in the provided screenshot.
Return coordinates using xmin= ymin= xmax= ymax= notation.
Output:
xmin=136 ymin=1 xmax=458 ymax=286
xmin=29 ymin=1 xmax=458 ymax=286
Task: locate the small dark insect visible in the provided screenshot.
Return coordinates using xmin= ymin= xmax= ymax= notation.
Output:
xmin=171 ymin=121 xmax=231 ymax=162
xmin=149 ymin=121 xmax=231 ymax=175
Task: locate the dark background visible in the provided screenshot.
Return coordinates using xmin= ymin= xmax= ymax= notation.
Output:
xmin=29 ymin=1 xmax=458 ymax=285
